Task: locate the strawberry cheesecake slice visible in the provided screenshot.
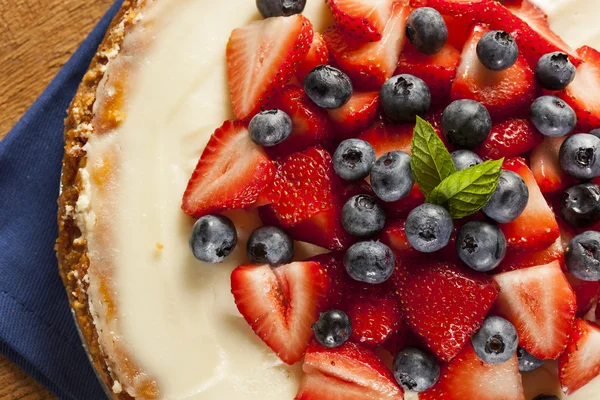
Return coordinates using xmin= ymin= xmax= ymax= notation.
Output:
xmin=56 ymin=0 xmax=600 ymax=399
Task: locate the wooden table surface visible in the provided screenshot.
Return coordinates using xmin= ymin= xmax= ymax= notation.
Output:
xmin=0 ymin=0 xmax=114 ymax=398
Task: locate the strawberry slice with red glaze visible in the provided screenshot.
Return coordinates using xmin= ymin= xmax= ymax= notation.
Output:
xmin=475 ymin=119 xmax=543 ymax=161
xmin=420 ymin=343 xmax=525 ymax=400
xmin=493 ymin=260 xmax=577 ymax=360
xmin=530 ymin=136 xmax=576 ymax=194
xmin=295 ymin=342 xmax=404 ymax=400
xmin=328 ymin=91 xmax=380 ymax=139
xmin=452 ymin=24 xmax=536 ymax=118
xmin=326 ymin=0 xmax=396 ymax=42
xmin=561 ymin=46 xmax=600 ymax=132
xmin=558 ymin=319 xmax=600 ymax=395
xmin=231 ymin=261 xmax=329 ymax=364
xmin=396 ymin=42 xmax=461 ymax=106
xmin=265 ymin=86 xmax=330 ymax=159
xmin=324 ymin=3 xmax=409 ymax=89
xmin=500 ymin=158 xmax=560 ymax=252
xmin=566 ymin=272 xmax=600 ymax=317
xmin=358 ymin=124 xmax=413 ymax=155
xmin=182 ymin=121 xmax=277 ymax=217
xmin=395 ymin=260 xmax=499 ymax=361
xmin=496 ymin=237 xmax=564 ymax=273
xmin=226 ymin=15 xmax=313 ymax=120
xmin=297 ymin=32 xmax=330 ymax=83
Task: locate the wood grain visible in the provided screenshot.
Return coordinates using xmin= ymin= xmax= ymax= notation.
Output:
xmin=0 ymin=0 xmax=113 ymax=398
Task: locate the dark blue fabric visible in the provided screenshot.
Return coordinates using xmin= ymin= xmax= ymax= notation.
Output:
xmin=0 ymin=2 xmax=123 ymax=399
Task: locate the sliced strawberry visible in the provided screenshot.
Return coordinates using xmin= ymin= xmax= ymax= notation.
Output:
xmin=326 ymin=0 xmax=395 ymax=42
xmin=382 ymin=323 xmax=414 ymax=356
xmin=496 ymin=237 xmax=564 ymax=273
xmin=561 ymin=46 xmax=600 ymax=132
xmin=324 ymin=3 xmax=409 ymax=89
xmin=265 ymin=86 xmax=331 ymax=159
xmin=500 ymin=158 xmax=560 ymax=252
xmin=182 ymin=121 xmax=277 ymax=217
xmin=452 ymin=24 xmax=536 ymax=118
xmin=328 ymin=92 xmax=380 ymax=139
xmin=530 ymin=136 xmax=577 ymax=194
xmin=396 ymin=42 xmax=461 ymax=106
xmin=442 ymin=14 xmax=472 ymax=50
xmin=358 ymin=124 xmax=413 ymax=156
xmin=420 ymin=343 xmax=525 ymax=400
xmin=475 ymin=119 xmax=543 ymax=161
xmin=231 ymin=261 xmax=329 ymax=364
xmin=297 ymin=32 xmax=330 ymax=83
xmin=558 ymin=319 xmax=600 ymax=395
xmin=493 ymin=260 xmax=577 ymax=359
xmin=307 ymin=252 xmax=351 ymax=308
xmin=296 ymin=342 xmax=404 ymax=400
xmin=380 ymin=219 xmax=421 ymax=259
xmin=395 ymin=260 xmax=499 ymax=361
xmin=566 ymin=272 xmax=600 ymax=317
xmin=226 ymin=15 xmax=313 ymax=120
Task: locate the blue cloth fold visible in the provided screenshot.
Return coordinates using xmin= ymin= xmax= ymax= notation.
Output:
xmin=0 ymin=1 xmax=123 ymax=399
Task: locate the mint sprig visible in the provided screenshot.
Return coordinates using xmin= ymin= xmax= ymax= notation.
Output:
xmin=410 ymin=116 xmax=456 ymax=196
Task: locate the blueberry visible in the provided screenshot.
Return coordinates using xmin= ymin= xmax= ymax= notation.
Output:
xmin=393 ymin=347 xmax=440 ymax=392
xmin=370 ymin=151 xmax=414 ymax=202
xmin=304 ymin=65 xmax=353 ymax=109
xmin=256 ymin=0 xmax=306 ymax=18
xmin=405 ymin=7 xmax=448 ymax=55
xmin=380 ymin=74 xmax=431 ymax=123
xmin=533 ymin=396 xmax=559 ymax=400
xmin=530 ymin=96 xmax=577 ymax=137
xmin=517 ymin=347 xmax=545 ymax=373
xmin=472 ymin=316 xmax=519 ymax=365
xmin=535 ymin=52 xmax=576 ymax=90
xmin=442 ymin=100 xmax=492 ymax=149
xmin=247 ymin=226 xmax=294 ymax=266
xmin=333 ymin=139 xmax=376 ymax=181
xmin=451 ymin=150 xmax=483 ymax=171
xmin=456 ymin=222 xmax=507 ymax=272
xmin=248 ymin=109 xmax=292 ymax=147
xmin=342 ymin=195 xmax=386 ymax=238
xmin=190 ymin=215 xmax=237 ymax=263
xmin=560 ymin=183 xmax=600 ymax=229
xmin=312 ymin=310 xmax=352 ymax=348
xmin=344 ymin=241 xmax=395 ymax=284
xmin=559 ymin=133 xmax=600 ymax=180
xmin=405 ymin=204 xmax=454 ymax=253
xmin=565 ymin=231 xmax=600 ymax=281
xmin=482 ymin=171 xmax=529 ymax=223
xmin=589 ymin=128 xmax=600 ymax=139
xmin=476 ymin=30 xmax=519 ymax=71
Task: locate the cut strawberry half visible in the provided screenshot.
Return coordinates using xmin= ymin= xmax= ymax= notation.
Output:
xmin=530 ymin=136 xmax=577 ymax=194
xmin=231 ymin=261 xmax=329 ymax=365
xmin=328 ymin=91 xmax=380 ymax=139
xmin=558 ymin=319 xmax=600 ymax=395
xmin=296 ymin=342 xmax=404 ymax=400
xmin=382 ymin=323 xmax=414 ymax=356
xmin=297 ymin=32 xmax=330 ymax=83
xmin=380 ymin=219 xmax=421 ymax=259
xmin=420 ymin=343 xmax=525 ymax=400
xmin=493 ymin=260 xmax=577 ymax=360
xmin=566 ymin=272 xmax=600 ymax=317
xmin=561 ymin=46 xmax=600 ymax=132
xmin=500 ymin=158 xmax=560 ymax=252
xmin=496 ymin=237 xmax=564 ymax=274
xmin=475 ymin=119 xmax=543 ymax=161
xmin=452 ymin=24 xmax=536 ymax=118
xmin=324 ymin=3 xmax=409 ymax=90
xmin=358 ymin=124 xmax=413 ymax=156
xmin=182 ymin=121 xmax=277 ymax=217
xmin=326 ymin=0 xmax=396 ymax=42
xmin=226 ymin=15 xmax=313 ymax=120
xmin=395 ymin=42 xmax=461 ymax=106
xmin=395 ymin=260 xmax=499 ymax=361
xmin=265 ymin=86 xmax=331 ymax=159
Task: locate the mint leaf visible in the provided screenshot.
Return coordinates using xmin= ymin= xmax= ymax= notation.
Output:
xmin=428 ymin=159 xmax=504 ymax=219
xmin=410 ymin=116 xmax=456 ymax=196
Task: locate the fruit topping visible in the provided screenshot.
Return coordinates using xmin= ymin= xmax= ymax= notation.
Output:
xmin=560 ymin=183 xmax=600 ymax=229
xmin=406 ymin=7 xmax=448 ymax=56
xmin=450 ymin=150 xmax=482 ymax=171
xmin=476 ymin=30 xmax=519 ymax=72
xmin=476 ymin=118 xmax=543 ymax=161
xmin=341 ymin=194 xmax=386 ymax=237
xmin=370 ymin=151 xmax=415 ymax=202
xmin=304 ymin=65 xmax=354 ymax=109
xmin=380 ymin=74 xmax=431 ymax=123
xmin=328 ymin=92 xmax=380 ymax=139
xmin=456 ymin=221 xmax=506 ymax=272
xmin=558 ymin=319 xmax=600 ymax=395
xmin=517 ymin=346 xmax=545 ymax=373
xmin=312 ymin=310 xmax=353 ymax=348
xmin=405 ymin=203 xmax=453 ymax=253
xmin=442 ymin=99 xmax=492 ymax=149
xmin=471 ymin=316 xmax=519 ymax=365
xmin=530 ymin=96 xmax=577 ymax=138
xmin=530 ymin=136 xmax=573 ymax=194
xmin=481 ymin=170 xmax=528 ymax=224
xmin=392 ymin=346 xmax=440 ymax=392
xmin=326 ymin=0 xmax=396 ymax=42
xmin=559 ymin=133 xmax=600 ymax=180
xmin=182 ymin=121 xmax=277 ymax=217
xmin=333 ymin=139 xmax=376 ymax=181
xmin=535 ymin=51 xmax=577 ymax=90
xmin=189 ymin=215 xmax=238 ymax=263
xmin=249 ymin=109 xmax=293 ymax=147
xmin=246 ymin=226 xmax=294 ymax=266
xmin=344 ymin=241 xmax=395 ymax=284
xmin=496 ymin=237 xmax=564 ymax=274
xmin=226 ymin=15 xmax=313 ymax=120
xmin=565 ymin=230 xmax=600 ymax=281
xmin=257 ymin=0 xmax=306 ymax=18
xmin=566 ymin=272 xmax=600 ymax=317
xmin=561 ymin=46 xmax=600 ymax=131
xmin=493 ymin=260 xmax=577 ymax=359
xmin=296 ymin=32 xmax=330 ymax=82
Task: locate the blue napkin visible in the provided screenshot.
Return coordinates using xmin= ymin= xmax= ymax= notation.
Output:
xmin=0 ymin=1 xmax=124 ymax=399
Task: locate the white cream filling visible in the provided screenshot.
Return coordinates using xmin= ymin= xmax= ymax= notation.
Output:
xmin=76 ymin=0 xmax=600 ymax=398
